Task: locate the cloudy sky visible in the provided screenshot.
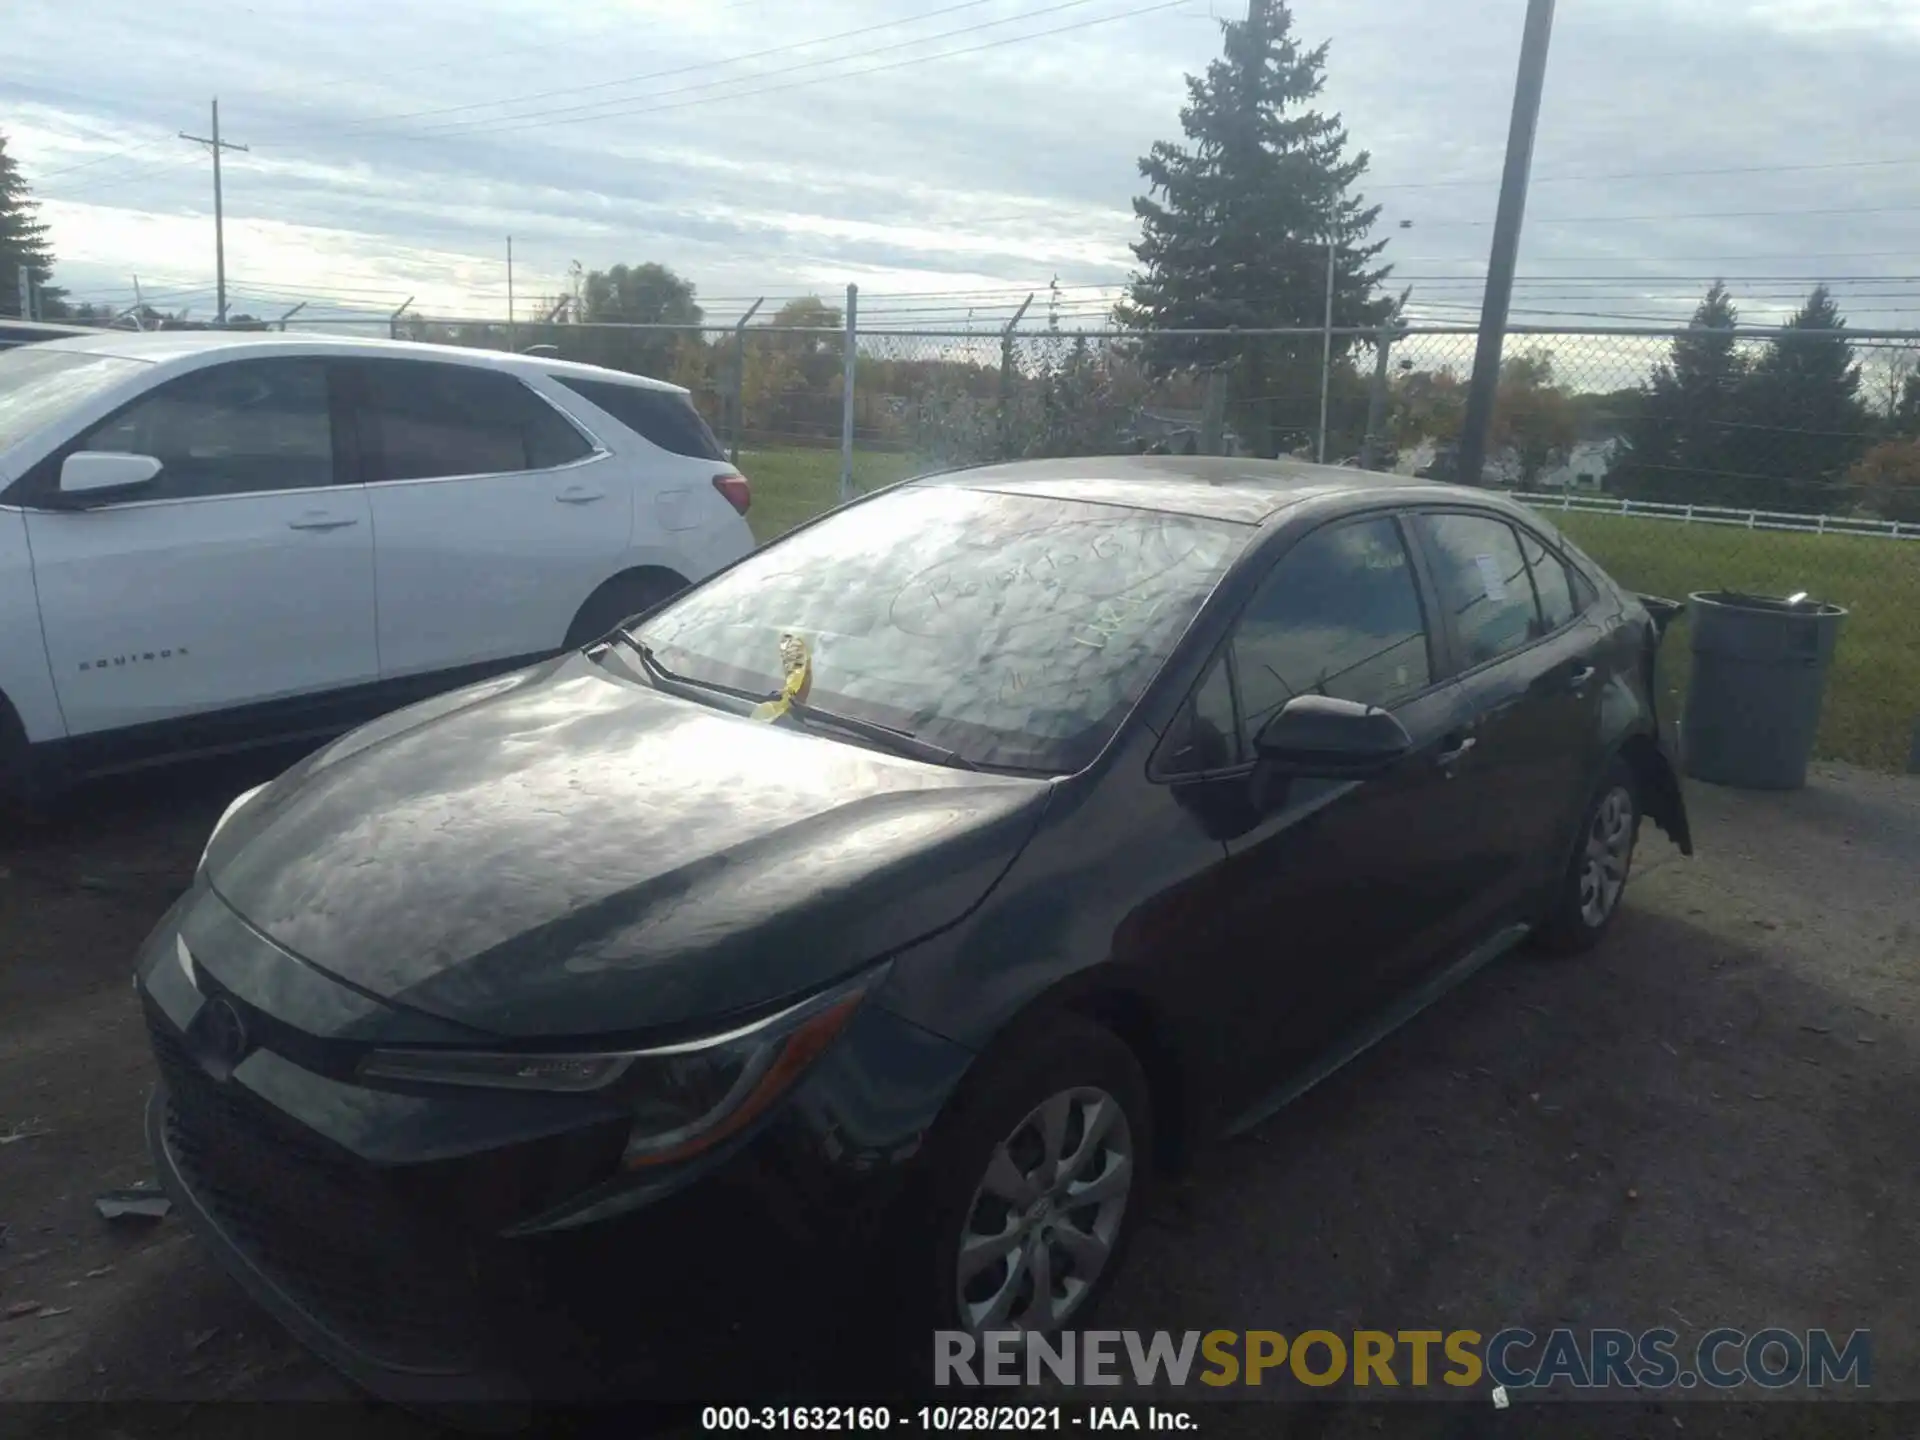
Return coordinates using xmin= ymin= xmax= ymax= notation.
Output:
xmin=6 ymin=0 xmax=1918 ymax=339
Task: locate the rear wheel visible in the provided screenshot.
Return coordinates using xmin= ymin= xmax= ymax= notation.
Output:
xmin=563 ymin=570 xmax=687 ymax=651
xmin=1534 ymin=759 xmax=1640 ymax=954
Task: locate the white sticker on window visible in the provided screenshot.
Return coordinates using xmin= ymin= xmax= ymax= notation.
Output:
xmin=1473 ymin=552 xmax=1508 ymax=603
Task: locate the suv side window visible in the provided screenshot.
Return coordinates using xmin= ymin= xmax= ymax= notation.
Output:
xmin=354 ymin=361 xmax=592 ymax=482
xmin=76 ymin=359 xmax=334 ymax=499
xmin=551 ymin=376 xmax=725 ymax=461
xmin=1413 ymin=512 xmax=1540 ymax=668
xmin=1228 ymin=515 xmax=1432 ymax=751
xmin=1516 ymin=524 xmax=1577 ymax=634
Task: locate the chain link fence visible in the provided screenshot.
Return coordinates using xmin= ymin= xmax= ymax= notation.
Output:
xmin=306 ymin=310 xmax=1919 ymax=772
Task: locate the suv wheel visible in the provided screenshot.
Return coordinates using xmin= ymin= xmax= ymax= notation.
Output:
xmin=564 ymin=571 xmax=686 ymax=651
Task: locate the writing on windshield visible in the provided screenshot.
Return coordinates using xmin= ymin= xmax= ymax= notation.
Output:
xmin=636 ymin=485 xmax=1248 ymax=772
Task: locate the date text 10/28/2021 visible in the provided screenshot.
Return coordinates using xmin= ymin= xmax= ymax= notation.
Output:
xmin=702 ymin=1408 xmax=1192 ymax=1431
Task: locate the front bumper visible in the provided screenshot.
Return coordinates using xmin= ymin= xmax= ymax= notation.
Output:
xmin=137 ymin=885 xmax=977 ymax=1408
xmin=146 ymin=1080 xmax=530 ymax=1415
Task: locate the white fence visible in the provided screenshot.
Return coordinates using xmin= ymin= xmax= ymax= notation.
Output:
xmin=1513 ymin=490 xmax=1916 ymax=542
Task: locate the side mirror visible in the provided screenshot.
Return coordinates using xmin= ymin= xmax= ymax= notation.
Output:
xmin=58 ymin=451 xmax=162 ymax=503
xmin=1254 ymin=694 xmax=1412 ymax=778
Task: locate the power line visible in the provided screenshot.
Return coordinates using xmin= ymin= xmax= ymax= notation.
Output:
xmin=298 ymin=0 xmax=776 ymax=89
xmin=1370 ymin=151 xmax=1920 ymax=192
xmin=266 ymin=0 xmax=1015 ymax=137
xmin=1420 ymin=203 xmax=1920 ymax=228
xmin=381 ymin=0 xmax=1198 ymax=141
xmin=39 ymin=153 xmax=208 ymax=201
xmin=28 ymin=133 xmax=173 ymax=183
xmin=1394 ymin=249 xmax=1920 ymax=264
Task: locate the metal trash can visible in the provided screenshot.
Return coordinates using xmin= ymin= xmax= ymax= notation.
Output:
xmin=1682 ymin=590 xmax=1847 ymax=790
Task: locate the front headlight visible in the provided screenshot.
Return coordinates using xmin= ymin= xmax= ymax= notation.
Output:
xmin=357 ymin=965 xmax=886 ymax=1168
xmin=199 ymin=783 xmax=268 ymax=871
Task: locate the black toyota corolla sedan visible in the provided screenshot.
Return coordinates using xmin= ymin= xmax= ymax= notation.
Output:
xmin=136 ymin=456 xmax=1690 ymax=1404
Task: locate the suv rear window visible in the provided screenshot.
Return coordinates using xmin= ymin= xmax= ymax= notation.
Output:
xmin=352 ymin=360 xmax=593 ymax=481
xmin=553 ymin=376 xmax=724 ymax=461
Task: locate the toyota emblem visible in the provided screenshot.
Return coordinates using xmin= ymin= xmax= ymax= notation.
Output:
xmin=193 ymin=997 xmax=251 ymax=1079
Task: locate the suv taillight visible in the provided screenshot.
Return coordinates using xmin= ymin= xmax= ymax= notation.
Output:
xmin=712 ymin=472 xmax=751 ymax=516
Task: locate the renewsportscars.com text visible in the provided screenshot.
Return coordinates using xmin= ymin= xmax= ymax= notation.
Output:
xmin=934 ymin=1328 xmax=1871 ymax=1391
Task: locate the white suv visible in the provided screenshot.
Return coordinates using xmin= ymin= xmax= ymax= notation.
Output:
xmin=0 ymin=332 xmax=756 ymax=799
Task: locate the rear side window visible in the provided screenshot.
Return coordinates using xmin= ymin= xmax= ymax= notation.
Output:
xmin=1516 ymin=525 xmax=1577 ymax=634
xmin=353 ymin=361 xmax=592 ymax=482
xmin=552 ymin=376 xmax=724 ymax=461
xmin=1413 ymin=512 xmax=1540 ymax=668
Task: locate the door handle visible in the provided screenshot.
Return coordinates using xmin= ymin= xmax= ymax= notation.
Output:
xmin=555 ymin=487 xmax=605 ymax=505
xmin=287 ymin=512 xmax=358 ymax=532
xmin=1566 ymin=664 xmax=1597 ymax=692
xmin=1435 ymin=735 xmax=1477 ymax=772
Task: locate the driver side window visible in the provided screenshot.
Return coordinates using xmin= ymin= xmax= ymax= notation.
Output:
xmin=1228 ymin=515 xmax=1433 ymax=752
xmin=77 ymin=359 xmax=335 ymax=501
xmin=1158 ymin=515 xmax=1434 ymax=777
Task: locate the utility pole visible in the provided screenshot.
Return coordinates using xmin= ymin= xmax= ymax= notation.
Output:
xmin=179 ymin=99 xmax=249 ymax=327
xmin=1316 ymin=236 xmax=1336 ymax=463
xmin=838 ymin=283 xmax=860 ymax=503
xmin=1455 ymin=0 xmax=1557 ymax=487
xmin=506 ymin=236 xmax=516 ymax=351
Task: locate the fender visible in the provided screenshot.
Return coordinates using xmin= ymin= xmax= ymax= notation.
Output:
xmin=0 ymin=506 xmax=67 ymax=746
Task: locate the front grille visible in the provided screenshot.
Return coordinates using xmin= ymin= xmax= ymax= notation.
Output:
xmin=149 ymin=1011 xmax=487 ymax=1373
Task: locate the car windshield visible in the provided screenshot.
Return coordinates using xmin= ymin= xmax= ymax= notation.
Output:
xmin=0 ymin=347 xmax=146 ymax=456
xmin=634 ymin=484 xmax=1250 ymax=773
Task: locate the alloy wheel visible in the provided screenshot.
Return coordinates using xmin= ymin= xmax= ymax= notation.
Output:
xmin=955 ymin=1086 xmax=1134 ymax=1333
xmin=1578 ymin=785 xmax=1635 ymax=927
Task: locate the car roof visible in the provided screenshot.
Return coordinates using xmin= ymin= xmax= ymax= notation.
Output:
xmin=921 ymin=454 xmax=1467 ymax=524
xmin=23 ymin=330 xmax=687 ymax=394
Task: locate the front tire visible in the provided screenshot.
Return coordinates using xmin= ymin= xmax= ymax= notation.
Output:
xmin=0 ymin=699 xmax=44 ymax=823
xmin=910 ymin=1015 xmax=1152 ymax=1343
xmin=1535 ymin=759 xmax=1641 ymax=955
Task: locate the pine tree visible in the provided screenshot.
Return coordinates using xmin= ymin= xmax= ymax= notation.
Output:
xmin=0 ymin=130 xmax=62 ymax=318
xmin=1119 ymin=0 xmax=1390 ymax=458
xmin=1727 ymin=286 xmax=1869 ymax=514
xmin=1616 ymin=282 xmax=1746 ymax=505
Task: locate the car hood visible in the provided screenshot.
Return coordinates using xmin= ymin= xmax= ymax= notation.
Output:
xmin=206 ymin=653 xmax=1050 ymax=1038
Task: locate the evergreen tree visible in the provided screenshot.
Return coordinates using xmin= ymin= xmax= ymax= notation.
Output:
xmin=1616 ymin=281 xmax=1745 ymax=505
xmin=1727 ymin=286 xmax=1870 ymax=514
xmin=1119 ymin=0 xmax=1390 ymax=457
xmin=1 ymin=129 xmax=64 ymax=318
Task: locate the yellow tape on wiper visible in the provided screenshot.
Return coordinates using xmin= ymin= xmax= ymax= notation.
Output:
xmin=751 ymin=633 xmax=813 ymax=722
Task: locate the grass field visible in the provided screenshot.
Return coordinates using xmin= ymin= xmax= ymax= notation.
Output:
xmin=737 ymin=447 xmax=925 ymax=543
xmin=1550 ymin=510 xmax=1917 ymax=773
xmin=738 ymin=447 xmax=1918 ymax=772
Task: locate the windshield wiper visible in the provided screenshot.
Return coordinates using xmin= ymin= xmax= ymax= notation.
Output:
xmin=615 ymin=633 xmax=976 ymax=770
xmin=615 ymin=632 xmax=765 ymax=706
xmin=786 ymin=700 xmax=978 ymax=771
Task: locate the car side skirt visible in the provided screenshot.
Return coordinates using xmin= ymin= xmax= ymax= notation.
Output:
xmin=1222 ymin=921 xmax=1533 ymax=1139
xmin=28 ymin=650 xmax=556 ymax=787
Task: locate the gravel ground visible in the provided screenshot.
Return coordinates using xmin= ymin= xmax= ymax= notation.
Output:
xmin=0 ymin=751 xmax=1914 ymax=1439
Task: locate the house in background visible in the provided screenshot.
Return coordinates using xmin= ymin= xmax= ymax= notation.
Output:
xmin=1128 ymin=406 xmax=1248 ymax=456
xmin=1396 ymin=433 xmax=1623 ymax=491
xmin=1531 ymin=435 xmax=1622 ymax=491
